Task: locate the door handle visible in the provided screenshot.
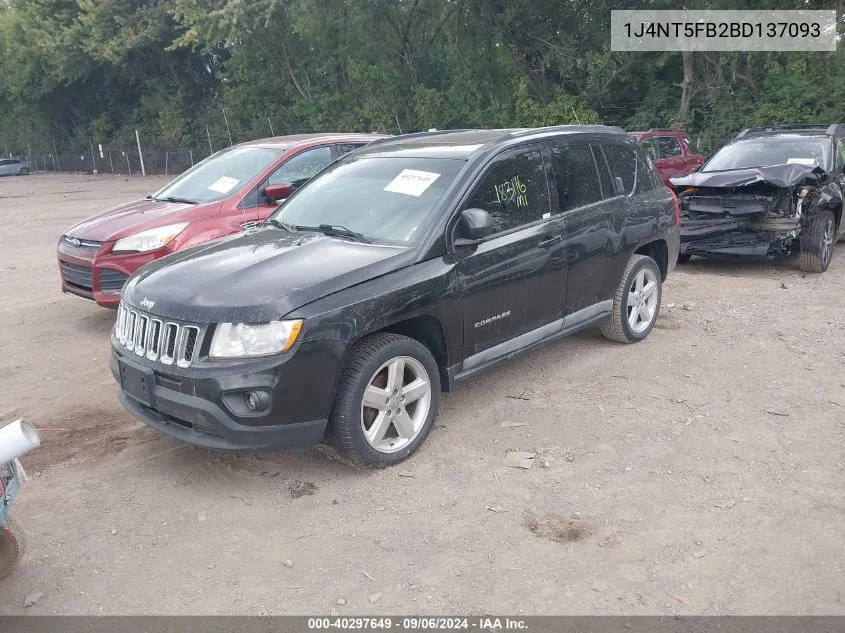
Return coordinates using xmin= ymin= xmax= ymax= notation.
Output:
xmin=538 ymin=235 xmax=562 ymax=248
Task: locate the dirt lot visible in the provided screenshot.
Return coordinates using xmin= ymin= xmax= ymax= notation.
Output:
xmin=0 ymin=173 xmax=843 ymax=615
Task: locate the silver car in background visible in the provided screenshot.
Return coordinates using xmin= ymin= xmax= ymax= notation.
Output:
xmin=0 ymin=157 xmax=32 ymax=176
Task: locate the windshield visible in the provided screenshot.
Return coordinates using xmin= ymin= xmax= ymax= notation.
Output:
xmin=153 ymin=146 xmax=284 ymax=203
xmin=268 ymin=156 xmax=465 ymax=245
xmin=703 ymin=136 xmax=831 ymax=172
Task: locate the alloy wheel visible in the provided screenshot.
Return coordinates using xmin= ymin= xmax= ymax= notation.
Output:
xmin=627 ymin=267 xmax=659 ymax=334
xmin=360 ymin=356 xmax=432 ymax=454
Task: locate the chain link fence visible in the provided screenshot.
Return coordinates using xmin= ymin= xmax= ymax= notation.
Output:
xmin=9 ymin=132 xmax=741 ymax=178
xmin=25 ymin=147 xmax=212 ymax=177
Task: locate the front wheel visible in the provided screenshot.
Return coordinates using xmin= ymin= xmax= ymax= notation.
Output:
xmin=799 ymin=209 xmax=835 ymax=273
xmin=18 ymin=167 xmax=29 ymax=176
xmin=330 ymin=333 xmax=440 ymax=467
xmin=601 ymin=254 xmax=662 ymax=343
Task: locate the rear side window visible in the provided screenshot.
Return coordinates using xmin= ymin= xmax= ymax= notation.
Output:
xmin=602 ymin=143 xmax=638 ymax=195
xmin=635 ymin=146 xmax=659 ymax=192
xmin=464 ymin=149 xmax=550 ymax=235
xmin=549 ymin=144 xmax=603 ymax=211
xmin=336 ymin=143 xmax=367 ymax=156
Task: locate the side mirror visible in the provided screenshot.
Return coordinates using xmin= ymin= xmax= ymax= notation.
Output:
xmin=263 ymin=183 xmax=293 ymax=202
xmin=453 ymin=208 xmax=494 ymax=247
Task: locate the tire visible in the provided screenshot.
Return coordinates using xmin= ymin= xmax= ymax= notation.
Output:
xmin=0 ymin=518 xmax=23 ymax=581
xmin=601 ymin=254 xmax=662 ymax=344
xmin=799 ymin=209 xmax=835 ymax=273
xmin=330 ymin=333 xmax=440 ymax=467
xmin=677 ymin=252 xmax=692 ymax=264
xmin=18 ymin=167 xmax=29 ymax=176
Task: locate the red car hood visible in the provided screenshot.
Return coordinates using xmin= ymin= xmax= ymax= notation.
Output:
xmin=65 ymin=198 xmax=222 ymax=243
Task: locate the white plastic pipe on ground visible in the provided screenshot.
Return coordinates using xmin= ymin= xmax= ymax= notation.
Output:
xmin=0 ymin=419 xmax=40 ymax=464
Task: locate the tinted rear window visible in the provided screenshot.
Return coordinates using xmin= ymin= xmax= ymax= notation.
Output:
xmin=602 ymin=143 xmax=637 ymax=195
xmin=635 ymin=146 xmax=659 ymax=192
xmin=550 ymin=144 xmax=603 ymax=211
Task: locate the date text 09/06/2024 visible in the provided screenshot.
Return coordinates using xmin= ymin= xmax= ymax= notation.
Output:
xmin=623 ymin=21 xmax=821 ymax=39
xmin=307 ymin=617 xmax=528 ymax=630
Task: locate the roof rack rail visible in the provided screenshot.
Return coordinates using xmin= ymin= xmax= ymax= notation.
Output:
xmin=735 ymin=124 xmax=840 ymax=139
xmin=510 ymin=124 xmax=626 ymax=137
xmin=363 ymin=129 xmax=477 ymax=148
xmin=648 ymin=128 xmax=679 ymax=132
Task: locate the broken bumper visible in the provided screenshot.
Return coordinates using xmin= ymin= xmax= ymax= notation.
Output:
xmin=680 ymin=214 xmax=801 ymax=258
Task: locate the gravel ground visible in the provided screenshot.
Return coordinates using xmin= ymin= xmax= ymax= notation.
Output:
xmin=0 ymin=174 xmax=843 ymax=615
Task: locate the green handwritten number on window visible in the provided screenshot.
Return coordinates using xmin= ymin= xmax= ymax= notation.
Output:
xmin=494 ymin=175 xmax=528 ymax=208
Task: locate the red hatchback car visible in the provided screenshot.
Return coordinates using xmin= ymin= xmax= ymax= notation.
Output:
xmin=629 ymin=129 xmax=704 ymax=187
xmin=58 ymin=133 xmax=384 ymax=308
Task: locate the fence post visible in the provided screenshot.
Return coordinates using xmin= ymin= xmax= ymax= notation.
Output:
xmin=124 ymin=151 xmax=131 ymax=176
xmin=109 ymin=151 xmax=114 ymax=173
xmin=89 ymin=138 xmax=97 ymax=172
xmin=135 ymin=130 xmax=146 ymax=176
xmin=222 ymin=108 xmax=233 ymax=146
xmin=164 ymin=151 xmax=169 ymax=176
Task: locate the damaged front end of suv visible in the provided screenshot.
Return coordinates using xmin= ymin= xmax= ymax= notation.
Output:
xmin=671 ymin=127 xmax=844 ymax=273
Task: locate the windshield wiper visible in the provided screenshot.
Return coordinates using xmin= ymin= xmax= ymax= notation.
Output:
xmin=154 ymin=196 xmax=198 ymax=205
xmin=264 ymin=218 xmax=296 ymax=233
xmin=294 ymin=224 xmax=372 ymax=244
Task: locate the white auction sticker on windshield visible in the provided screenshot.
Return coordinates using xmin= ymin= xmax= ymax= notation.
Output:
xmin=384 ymin=169 xmax=441 ymax=197
xmin=208 ymin=176 xmax=240 ymax=193
xmin=787 ymin=158 xmax=817 ymax=166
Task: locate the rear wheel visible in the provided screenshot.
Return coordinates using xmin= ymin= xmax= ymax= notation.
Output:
xmin=0 ymin=519 xmax=23 ymax=581
xmin=601 ymin=254 xmax=662 ymax=343
xmin=799 ymin=209 xmax=835 ymax=273
xmin=18 ymin=167 xmax=29 ymax=176
xmin=330 ymin=333 xmax=440 ymax=467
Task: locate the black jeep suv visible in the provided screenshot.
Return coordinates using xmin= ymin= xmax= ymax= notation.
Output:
xmin=111 ymin=126 xmax=679 ymax=466
xmin=672 ymin=124 xmax=845 ymax=272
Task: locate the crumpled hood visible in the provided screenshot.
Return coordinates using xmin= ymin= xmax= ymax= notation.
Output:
xmin=671 ymin=163 xmax=828 ymax=189
xmin=64 ymin=198 xmax=221 ymax=243
xmin=122 ymin=227 xmax=413 ymax=323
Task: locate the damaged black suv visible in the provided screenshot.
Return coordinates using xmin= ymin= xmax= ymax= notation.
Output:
xmin=672 ymin=124 xmax=845 ymax=272
xmin=111 ymin=127 xmax=679 ymax=466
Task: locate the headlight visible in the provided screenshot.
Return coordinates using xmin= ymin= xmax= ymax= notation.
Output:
xmin=209 ymin=320 xmax=303 ymax=358
xmin=112 ymin=222 xmax=189 ymax=253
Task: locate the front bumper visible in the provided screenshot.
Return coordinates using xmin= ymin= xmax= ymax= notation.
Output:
xmin=110 ymin=349 xmax=333 ymax=451
xmin=679 ymin=216 xmax=800 ymax=257
xmin=57 ymin=240 xmax=165 ymax=308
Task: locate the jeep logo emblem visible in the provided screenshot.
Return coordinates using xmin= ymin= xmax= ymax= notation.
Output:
xmin=140 ymin=298 xmax=155 ymax=310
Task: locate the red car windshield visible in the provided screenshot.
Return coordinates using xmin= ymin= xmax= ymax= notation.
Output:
xmin=153 ymin=146 xmax=284 ymax=204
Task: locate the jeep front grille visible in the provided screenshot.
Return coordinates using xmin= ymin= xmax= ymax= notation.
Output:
xmin=114 ymin=302 xmax=201 ymax=368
